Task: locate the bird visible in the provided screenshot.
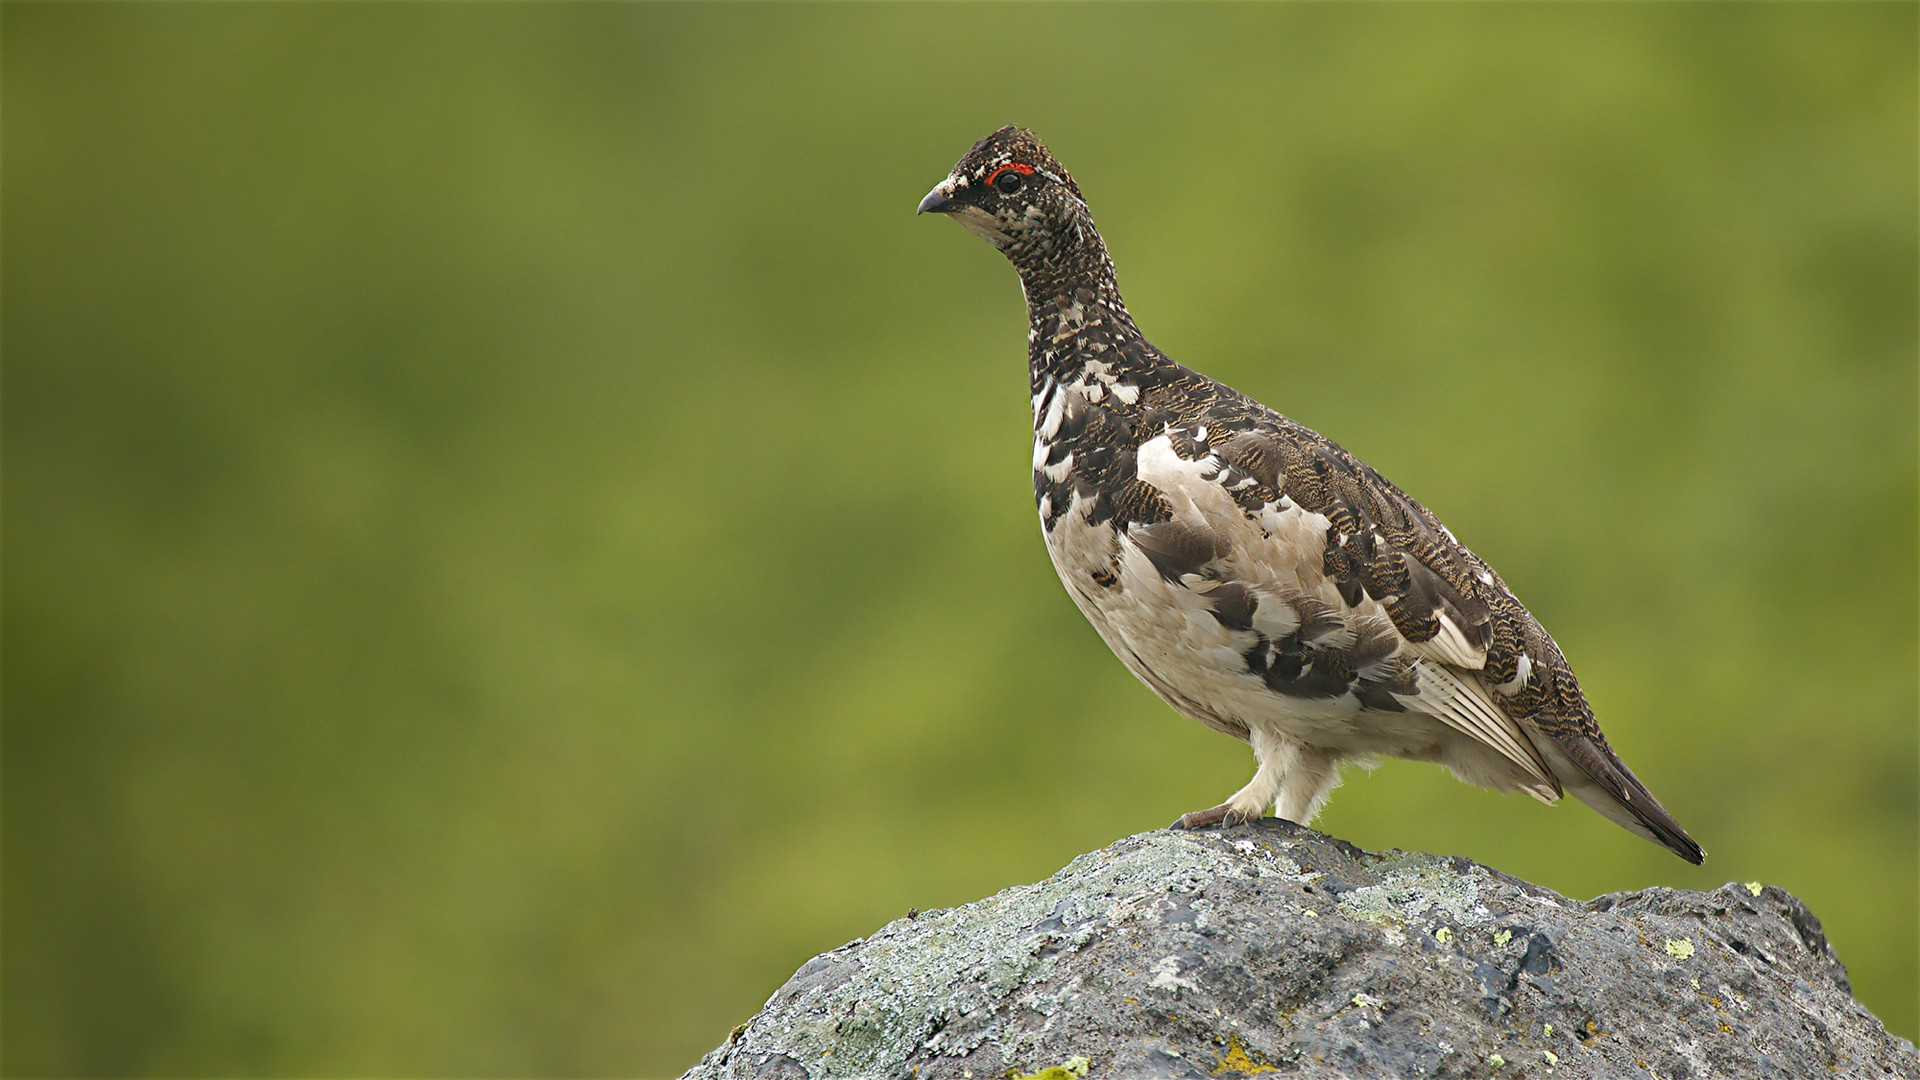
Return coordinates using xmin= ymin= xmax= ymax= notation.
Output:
xmin=918 ymin=126 xmax=1703 ymax=864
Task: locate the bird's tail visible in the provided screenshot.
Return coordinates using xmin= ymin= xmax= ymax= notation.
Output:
xmin=1539 ymin=735 xmax=1704 ymax=864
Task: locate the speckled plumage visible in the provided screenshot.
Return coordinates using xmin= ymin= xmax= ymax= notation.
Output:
xmin=920 ymin=126 xmax=1701 ymax=863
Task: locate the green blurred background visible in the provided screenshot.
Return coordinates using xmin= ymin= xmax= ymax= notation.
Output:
xmin=5 ymin=3 xmax=1914 ymax=1076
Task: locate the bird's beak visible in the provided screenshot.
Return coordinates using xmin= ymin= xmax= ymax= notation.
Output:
xmin=917 ymin=181 xmax=955 ymax=215
xmin=919 ymin=175 xmax=1011 ymax=246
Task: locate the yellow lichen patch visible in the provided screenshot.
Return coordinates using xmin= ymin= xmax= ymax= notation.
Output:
xmin=1745 ymin=882 xmax=1763 ymax=896
xmin=1211 ymin=1033 xmax=1277 ymax=1075
xmin=1488 ymin=1053 xmax=1506 ymax=1067
xmin=1434 ymin=927 xmax=1453 ymax=944
xmin=1494 ymin=929 xmax=1512 ymax=948
xmin=1009 ymin=1056 xmax=1090 ymax=1080
xmin=1543 ymin=1050 xmax=1559 ymax=1065
xmin=1664 ymin=938 xmax=1695 ymax=960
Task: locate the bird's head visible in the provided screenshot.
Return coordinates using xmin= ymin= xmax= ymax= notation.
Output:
xmin=918 ymin=126 xmax=1096 ymax=274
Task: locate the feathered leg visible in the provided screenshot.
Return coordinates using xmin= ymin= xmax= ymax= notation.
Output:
xmin=1173 ymin=730 xmax=1338 ymax=829
xmin=1274 ymin=742 xmax=1342 ymax=825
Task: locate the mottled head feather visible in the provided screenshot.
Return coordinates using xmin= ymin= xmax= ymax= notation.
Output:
xmin=950 ymin=126 xmax=1083 ymax=203
xmin=922 ymin=127 xmax=1112 ymax=300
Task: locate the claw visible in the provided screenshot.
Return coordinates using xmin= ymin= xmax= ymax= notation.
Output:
xmin=1167 ymin=803 xmax=1228 ymax=826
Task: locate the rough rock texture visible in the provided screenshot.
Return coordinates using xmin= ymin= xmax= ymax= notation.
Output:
xmin=683 ymin=821 xmax=1917 ymax=1079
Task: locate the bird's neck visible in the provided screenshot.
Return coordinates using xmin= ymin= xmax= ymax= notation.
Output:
xmin=1026 ymin=285 xmax=1135 ymax=380
xmin=1017 ymin=229 xmax=1142 ymax=386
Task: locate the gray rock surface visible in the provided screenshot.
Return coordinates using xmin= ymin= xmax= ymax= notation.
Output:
xmin=683 ymin=821 xmax=1917 ymax=1079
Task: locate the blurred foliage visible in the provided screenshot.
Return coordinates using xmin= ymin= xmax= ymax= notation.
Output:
xmin=4 ymin=4 xmax=1914 ymax=1077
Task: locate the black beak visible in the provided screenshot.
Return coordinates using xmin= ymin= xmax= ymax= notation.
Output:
xmin=917 ymin=185 xmax=955 ymax=215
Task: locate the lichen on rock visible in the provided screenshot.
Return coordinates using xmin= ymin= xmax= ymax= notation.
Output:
xmin=682 ymin=820 xmax=1918 ymax=1079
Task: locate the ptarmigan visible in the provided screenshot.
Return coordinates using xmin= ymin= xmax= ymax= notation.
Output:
xmin=919 ymin=126 xmax=1702 ymax=863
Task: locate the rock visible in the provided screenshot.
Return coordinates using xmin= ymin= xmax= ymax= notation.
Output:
xmin=682 ymin=821 xmax=1917 ymax=1079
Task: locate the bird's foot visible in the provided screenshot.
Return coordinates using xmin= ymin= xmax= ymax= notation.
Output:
xmin=1170 ymin=803 xmax=1264 ymax=830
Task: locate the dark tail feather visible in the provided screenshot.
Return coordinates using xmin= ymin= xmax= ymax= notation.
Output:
xmin=1555 ymin=736 xmax=1704 ymax=864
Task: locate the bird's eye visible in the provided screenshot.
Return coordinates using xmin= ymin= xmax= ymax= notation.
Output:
xmin=985 ymin=163 xmax=1035 ymax=195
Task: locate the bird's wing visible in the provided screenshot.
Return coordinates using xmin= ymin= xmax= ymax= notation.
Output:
xmin=1206 ymin=424 xmax=1496 ymax=670
xmin=1125 ymin=395 xmax=1559 ymax=797
xmin=1409 ymin=659 xmax=1558 ymax=801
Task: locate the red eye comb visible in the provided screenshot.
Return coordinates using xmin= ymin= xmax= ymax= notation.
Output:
xmin=985 ymin=162 xmax=1036 ymax=187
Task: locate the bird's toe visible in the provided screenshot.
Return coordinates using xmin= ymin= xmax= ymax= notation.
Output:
xmin=1171 ymin=804 xmax=1233 ymax=830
